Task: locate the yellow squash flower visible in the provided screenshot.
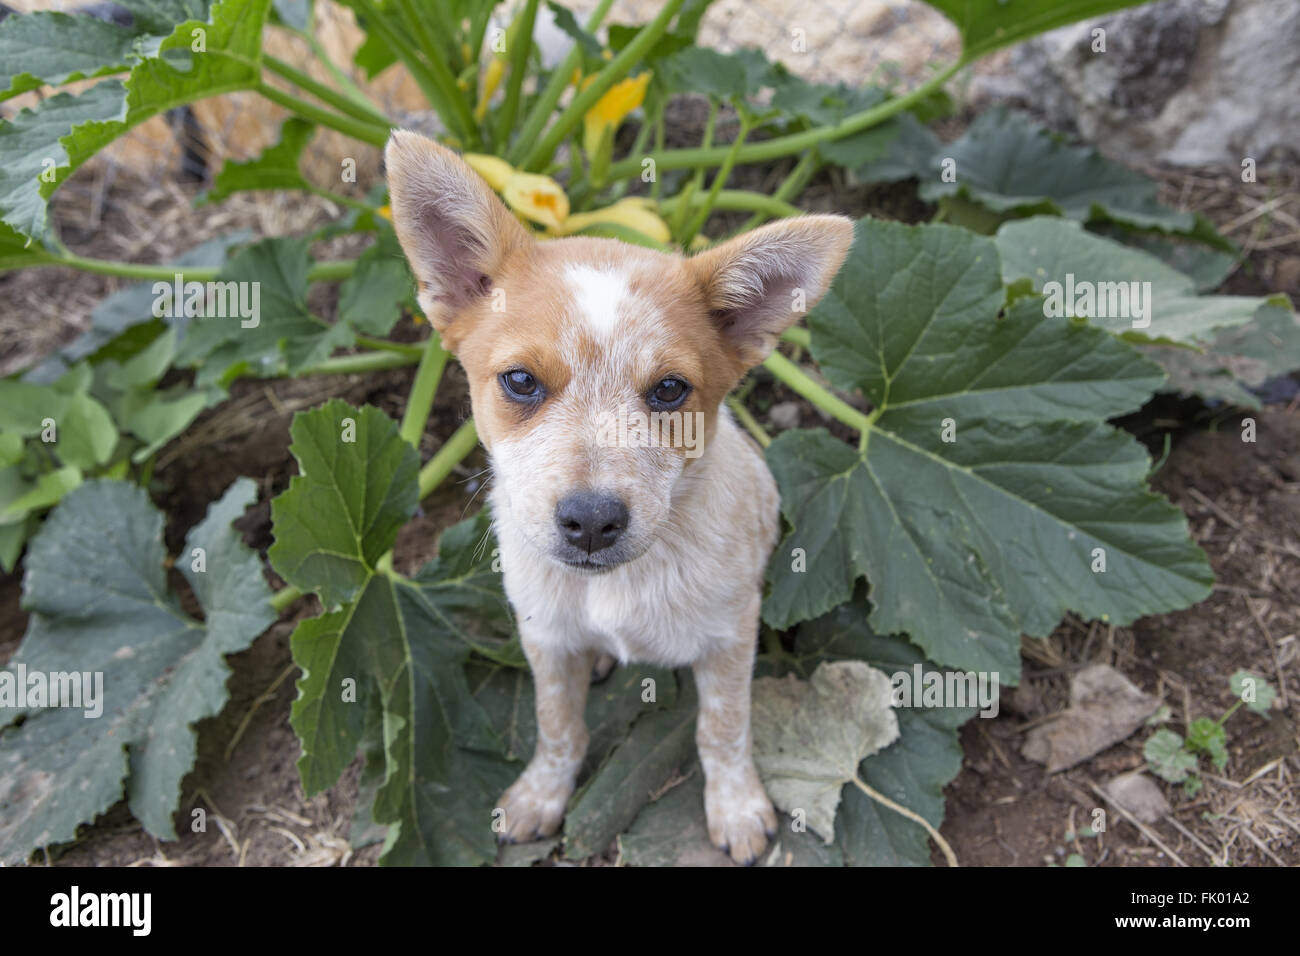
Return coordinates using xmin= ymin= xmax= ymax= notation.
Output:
xmin=502 ymin=171 xmax=570 ymax=230
xmin=376 ymin=205 xmax=392 ymax=221
xmin=555 ymin=197 xmax=670 ymax=244
xmin=462 ymin=153 xmax=515 ymax=192
xmin=582 ymin=72 xmax=651 ymax=157
xmin=474 ymin=57 xmax=506 ymax=122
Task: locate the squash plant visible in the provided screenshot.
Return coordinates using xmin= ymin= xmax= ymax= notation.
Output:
xmin=1 ymin=0 xmax=1295 ymax=866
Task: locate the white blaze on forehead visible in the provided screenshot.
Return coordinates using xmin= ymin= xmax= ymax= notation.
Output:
xmin=565 ymin=263 xmax=631 ymax=338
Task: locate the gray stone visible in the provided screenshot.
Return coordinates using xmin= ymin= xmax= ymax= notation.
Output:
xmin=995 ymin=0 xmax=1300 ymax=169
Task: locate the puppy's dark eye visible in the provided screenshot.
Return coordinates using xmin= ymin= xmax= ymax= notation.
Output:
xmin=648 ymin=377 xmax=690 ymax=410
xmin=500 ymin=369 xmax=541 ymax=402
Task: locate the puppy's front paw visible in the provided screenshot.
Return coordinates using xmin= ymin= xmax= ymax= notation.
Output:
xmin=495 ymin=764 xmax=575 ymax=844
xmin=704 ymin=766 xmax=778 ymax=865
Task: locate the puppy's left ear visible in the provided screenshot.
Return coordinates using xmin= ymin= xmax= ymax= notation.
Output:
xmin=384 ymin=129 xmax=531 ymax=338
xmin=686 ymin=215 xmax=854 ymax=369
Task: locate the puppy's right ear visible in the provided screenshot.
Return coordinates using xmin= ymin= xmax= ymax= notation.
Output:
xmin=385 ymin=130 xmax=530 ymax=336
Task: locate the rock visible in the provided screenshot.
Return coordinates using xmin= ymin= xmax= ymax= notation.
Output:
xmin=1022 ymin=664 xmax=1160 ymax=772
xmin=767 ymin=401 xmax=803 ymax=432
xmin=999 ymin=681 xmax=1042 ymax=717
xmin=996 ymin=0 xmax=1300 ymax=169
xmin=1105 ymin=771 xmax=1172 ymax=823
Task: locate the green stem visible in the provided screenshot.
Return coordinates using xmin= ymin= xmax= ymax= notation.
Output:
xmin=290 ymin=26 xmax=384 ymax=115
xmin=269 ymin=584 xmax=303 ymax=613
xmin=354 ymin=0 xmax=475 ymax=145
xmin=262 ymin=52 xmax=393 ymax=128
xmin=660 ymin=189 xmax=802 ymax=222
xmin=738 ymin=150 xmax=820 ymax=232
xmin=29 ymin=251 xmax=357 ymax=283
xmin=726 ymin=395 xmax=770 ymax=447
xmin=763 ymin=350 xmax=872 ymax=435
xmin=649 ymin=101 xmax=666 ymax=200
xmin=494 ymin=0 xmax=539 ymax=150
xmin=305 ymin=183 xmax=378 ymax=214
xmin=520 ymin=0 xmax=687 ymax=170
xmin=297 ymin=350 xmax=421 ymax=376
xmin=395 ymin=0 xmax=453 ymax=70
xmin=400 ymin=334 xmax=452 ymax=447
xmin=419 ymin=418 xmax=479 ymax=497
xmin=780 ymin=326 xmax=810 ymax=348
xmin=507 ymin=0 xmax=617 ymax=165
xmin=268 ymin=417 xmax=480 ymax=616
xmin=1216 ymin=700 xmax=1244 ymax=728
xmin=679 ymin=113 xmax=750 ymax=245
xmin=606 ymin=59 xmax=963 ymax=180
xmin=255 ymin=80 xmax=389 ymax=146
xmin=609 ymin=106 xmax=658 ymax=202
xmin=356 ymin=335 xmax=423 ymax=356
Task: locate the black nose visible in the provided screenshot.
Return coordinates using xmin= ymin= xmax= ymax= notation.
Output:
xmin=556 ymin=491 xmax=629 ymax=554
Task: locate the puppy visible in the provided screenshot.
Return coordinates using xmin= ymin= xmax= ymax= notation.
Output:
xmin=385 ymin=131 xmax=852 ymax=864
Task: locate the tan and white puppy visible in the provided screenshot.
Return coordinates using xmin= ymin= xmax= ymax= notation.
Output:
xmin=386 ymin=130 xmax=852 ymax=864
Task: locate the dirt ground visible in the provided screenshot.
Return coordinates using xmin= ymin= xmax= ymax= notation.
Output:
xmin=2 ymin=84 xmax=1299 ymax=868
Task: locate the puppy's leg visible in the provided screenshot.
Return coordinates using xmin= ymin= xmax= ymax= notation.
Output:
xmin=496 ymin=632 xmax=594 ymax=843
xmin=693 ymin=600 xmax=777 ymax=865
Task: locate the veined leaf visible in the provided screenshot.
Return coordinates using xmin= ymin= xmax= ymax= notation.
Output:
xmin=269 ymin=399 xmax=418 ymax=609
xmin=790 ymin=600 xmax=974 ymax=866
xmin=920 ymin=0 xmax=1149 ymax=61
xmin=0 ymin=0 xmax=269 ymax=242
xmin=173 ymin=236 xmax=351 ymax=384
xmin=16 ymin=232 xmax=250 ymax=388
xmin=921 ymin=108 xmax=1194 ymax=232
xmin=660 ymin=46 xmax=772 ymax=101
xmin=272 ymin=401 xmax=521 ymax=865
xmin=751 ymin=660 xmax=899 ymax=843
xmin=563 ymin=678 xmax=698 ymax=860
xmin=1150 ymin=304 xmax=1300 ymax=409
xmin=0 ymin=478 xmax=274 ymax=864
xmin=336 ymin=228 xmax=415 ymax=336
xmin=0 ymin=3 xmax=214 ymax=101
xmin=0 ymin=376 xmax=118 ymax=471
xmin=200 ymin=117 xmax=315 ymax=203
xmin=764 ymin=218 xmax=1213 ymax=679
xmin=996 ymin=217 xmax=1291 ymax=346
xmin=0 ymin=220 xmax=58 ymax=270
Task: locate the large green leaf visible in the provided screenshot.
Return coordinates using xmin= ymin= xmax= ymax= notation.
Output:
xmin=763 ymin=218 xmax=1213 ymax=679
xmin=0 ymin=478 xmax=273 ymax=864
xmin=0 ymin=220 xmax=58 ymax=270
xmin=173 ymin=236 xmax=352 ymax=384
xmin=199 ymin=117 xmax=315 ymax=203
xmin=790 ymin=601 xmax=974 ymax=866
xmin=996 ymin=217 xmax=1291 ymax=346
xmin=660 ymin=46 xmax=773 ymax=101
xmin=751 ymin=660 xmax=898 ymax=843
xmin=920 ymin=0 xmax=1149 ymax=61
xmin=272 ymin=401 xmax=520 ymax=865
xmin=563 ymin=679 xmax=698 ymax=860
xmin=269 ymin=398 xmax=418 ymax=609
xmin=336 ymin=228 xmax=415 ymax=336
xmin=0 ymin=0 xmax=268 ymax=241
xmin=0 ymin=3 xmax=214 ymax=101
xmin=0 ymin=375 xmax=118 ymax=471
xmin=1149 ymin=304 xmax=1300 ymax=409
xmin=920 ymin=108 xmax=1193 ymax=232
